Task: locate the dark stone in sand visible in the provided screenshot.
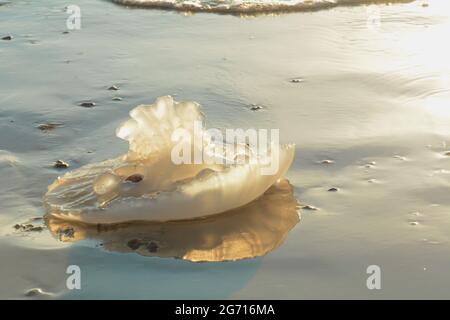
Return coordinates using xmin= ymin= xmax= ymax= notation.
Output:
xmin=112 ymin=97 xmax=122 ymax=101
xmin=62 ymin=31 xmax=69 ymax=34
xmin=444 ymin=151 xmax=450 ymax=156
xmin=79 ymin=101 xmax=96 ymax=108
xmin=125 ymin=174 xmax=144 ymax=183
xmin=108 ymin=85 xmax=119 ymax=91
xmin=328 ymin=187 xmax=339 ymax=192
xmin=54 ymin=160 xmax=69 ymax=168
xmin=2 ymin=35 xmax=13 ymax=40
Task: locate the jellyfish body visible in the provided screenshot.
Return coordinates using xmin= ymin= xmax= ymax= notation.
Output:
xmin=44 ymin=96 xmax=295 ymax=224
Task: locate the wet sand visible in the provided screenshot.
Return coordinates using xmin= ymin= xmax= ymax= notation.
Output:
xmin=1 ymin=0 xmax=450 ymax=298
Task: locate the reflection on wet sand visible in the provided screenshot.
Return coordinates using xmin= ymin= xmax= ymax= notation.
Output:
xmin=46 ymin=179 xmax=300 ymax=262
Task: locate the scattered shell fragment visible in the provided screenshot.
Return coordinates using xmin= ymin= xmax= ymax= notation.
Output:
xmin=394 ymin=155 xmax=407 ymax=161
xmin=319 ymin=159 xmax=334 ymax=165
xmin=108 ymin=85 xmax=119 ymax=91
xmin=37 ymin=122 xmax=64 ymax=132
xmin=422 ymin=238 xmax=440 ymax=245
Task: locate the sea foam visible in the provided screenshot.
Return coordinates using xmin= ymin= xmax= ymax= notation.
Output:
xmin=110 ymin=0 xmax=414 ymax=15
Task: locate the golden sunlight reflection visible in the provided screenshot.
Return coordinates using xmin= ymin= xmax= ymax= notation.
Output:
xmin=389 ymin=2 xmax=450 ymax=118
xmin=46 ymin=179 xmax=300 ymax=262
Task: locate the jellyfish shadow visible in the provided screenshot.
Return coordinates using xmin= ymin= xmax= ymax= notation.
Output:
xmin=46 ymin=179 xmax=300 ymax=262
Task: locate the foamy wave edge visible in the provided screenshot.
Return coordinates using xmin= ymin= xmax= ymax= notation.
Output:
xmin=110 ymin=0 xmax=415 ymax=15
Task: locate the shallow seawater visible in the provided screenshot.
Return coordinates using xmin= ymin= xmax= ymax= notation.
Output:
xmin=1 ymin=0 xmax=450 ymax=299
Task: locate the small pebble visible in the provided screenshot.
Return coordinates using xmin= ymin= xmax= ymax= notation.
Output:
xmin=422 ymin=3 xmax=428 ymax=7
xmin=62 ymin=31 xmax=70 ymax=34
xmin=409 ymin=221 xmax=419 ymax=226
xmin=289 ymin=78 xmax=304 ymax=83
xmin=444 ymin=151 xmax=450 ymax=156
xmin=1 ymin=35 xmax=13 ymax=40
xmin=394 ymin=155 xmax=407 ymax=161
xmin=319 ymin=159 xmax=334 ymax=165
xmin=37 ymin=122 xmax=64 ymax=132
xmin=79 ymin=101 xmax=96 ymax=108
xmin=24 ymin=288 xmax=52 ymax=297
xmin=328 ymin=187 xmax=339 ymax=192
xmin=249 ymin=104 xmax=263 ymax=111
xmin=302 ymin=205 xmax=319 ymax=211
xmin=125 ymin=174 xmax=144 ymax=183
xmin=54 ymin=160 xmax=69 ymax=169
xmin=112 ymin=97 xmax=122 ymax=101
xmin=108 ymin=85 xmax=119 ymax=91
xmin=364 ymin=161 xmax=376 ymax=168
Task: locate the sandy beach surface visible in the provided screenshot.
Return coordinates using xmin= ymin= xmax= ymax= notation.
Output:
xmin=1 ymin=0 xmax=450 ymax=299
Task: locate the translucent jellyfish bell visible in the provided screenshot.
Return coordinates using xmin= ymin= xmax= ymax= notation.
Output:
xmin=44 ymin=96 xmax=295 ymax=224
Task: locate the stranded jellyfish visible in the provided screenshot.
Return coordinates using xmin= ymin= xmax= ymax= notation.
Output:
xmin=44 ymin=96 xmax=295 ymax=224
